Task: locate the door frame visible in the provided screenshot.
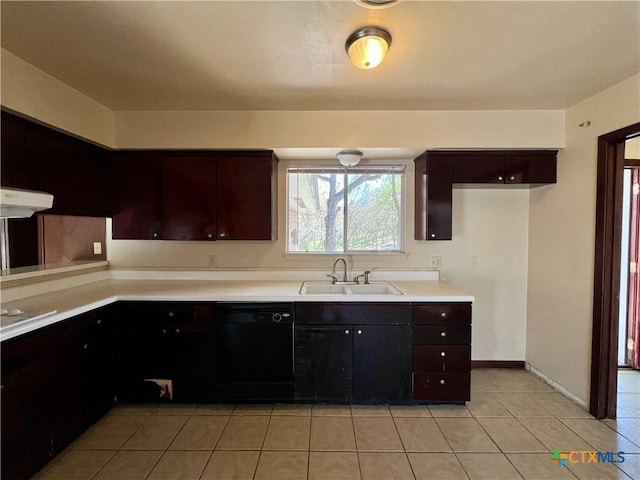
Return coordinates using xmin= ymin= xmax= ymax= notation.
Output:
xmin=591 ymin=122 xmax=640 ymax=418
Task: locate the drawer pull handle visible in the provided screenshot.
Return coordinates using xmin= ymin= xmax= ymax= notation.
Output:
xmin=345 ymin=329 xmax=350 ymax=335
xmin=440 ymin=312 xmax=447 ymax=318
xmin=440 ymin=331 xmax=447 ymax=337
xmin=440 ymin=351 xmax=446 ymax=357
xmin=440 ymin=379 xmax=446 ymax=385
xmin=357 ymin=329 xmax=362 ymax=335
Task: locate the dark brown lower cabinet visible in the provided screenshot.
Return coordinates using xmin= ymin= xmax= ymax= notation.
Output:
xmin=117 ymin=302 xmax=216 ymax=403
xmin=295 ymin=325 xmax=353 ymax=402
xmin=294 ymin=323 xmax=411 ymax=403
xmin=412 ymin=303 xmax=472 ymax=402
xmin=1 ymin=321 xmax=75 ymax=480
xmin=73 ymin=307 xmax=118 ymax=432
xmin=353 ymin=325 xmax=412 ymax=403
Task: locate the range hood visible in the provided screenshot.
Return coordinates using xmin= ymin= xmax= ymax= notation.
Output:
xmin=0 ymin=187 xmax=54 ymax=218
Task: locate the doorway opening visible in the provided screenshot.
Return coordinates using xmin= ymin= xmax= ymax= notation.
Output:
xmin=591 ymin=123 xmax=640 ymax=419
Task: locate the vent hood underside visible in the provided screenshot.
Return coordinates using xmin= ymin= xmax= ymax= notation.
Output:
xmin=0 ymin=187 xmax=54 ymax=218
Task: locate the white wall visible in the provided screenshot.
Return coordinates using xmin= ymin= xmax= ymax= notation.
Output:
xmin=527 ymin=74 xmax=640 ymax=404
xmin=0 ymin=49 xmax=114 ymax=147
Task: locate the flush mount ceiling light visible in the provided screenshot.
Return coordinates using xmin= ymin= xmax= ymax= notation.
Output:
xmin=345 ymin=26 xmax=392 ymax=69
xmin=337 ymin=150 xmax=363 ymax=167
xmin=355 ymin=0 xmax=400 ymax=8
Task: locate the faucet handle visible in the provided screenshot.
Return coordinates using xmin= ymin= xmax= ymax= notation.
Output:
xmin=364 ymin=270 xmax=371 ymax=284
xmin=326 ymin=274 xmax=338 ymax=284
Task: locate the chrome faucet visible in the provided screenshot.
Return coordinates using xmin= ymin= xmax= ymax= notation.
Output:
xmin=327 ymin=257 xmax=348 ymax=284
xmin=354 ymin=270 xmax=371 ymax=284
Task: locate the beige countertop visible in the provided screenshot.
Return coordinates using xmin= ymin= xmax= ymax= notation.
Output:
xmin=0 ymin=277 xmax=474 ymax=341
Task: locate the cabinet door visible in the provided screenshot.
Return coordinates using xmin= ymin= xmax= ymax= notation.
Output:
xmin=1 ymin=111 xmax=30 ymax=188
xmin=353 ymin=325 xmax=411 ymax=403
xmin=74 ymin=307 xmax=118 ymax=431
xmin=453 ymin=153 xmax=505 ymax=183
xmin=216 ymin=154 xmax=277 ymax=240
xmin=1 ymin=321 xmax=75 ymax=480
xmin=23 ymin=123 xmax=109 ymax=217
xmin=162 ymin=156 xmax=217 ymax=240
xmin=505 ymin=152 xmax=557 ymax=184
xmin=415 ymin=153 xmax=453 ymax=241
xmin=111 ymin=152 xmax=163 ymax=239
xmin=294 ymin=325 xmax=353 ymax=402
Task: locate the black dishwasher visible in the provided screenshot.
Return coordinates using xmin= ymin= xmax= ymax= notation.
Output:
xmin=215 ymin=303 xmax=294 ymax=401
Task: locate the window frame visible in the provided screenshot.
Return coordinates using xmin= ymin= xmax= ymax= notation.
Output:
xmin=286 ymin=164 xmax=406 ymax=254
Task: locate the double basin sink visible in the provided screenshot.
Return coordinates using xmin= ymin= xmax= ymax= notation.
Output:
xmin=299 ymin=281 xmax=402 ymax=296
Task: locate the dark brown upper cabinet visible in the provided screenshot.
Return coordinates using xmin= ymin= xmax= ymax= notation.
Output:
xmin=216 ymin=152 xmax=278 ymax=241
xmin=162 ymin=156 xmax=217 ymax=241
xmin=112 ymin=150 xmax=278 ymax=241
xmin=452 ymin=150 xmax=557 ymax=185
xmin=111 ymin=152 xmax=163 ymax=240
xmin=414 ymin=152 xmax=453 ymax=241
xmin=415 ymin=149 xmax=557 ymax=241
xmin=1 ymin=111 xmax=110 ymax=217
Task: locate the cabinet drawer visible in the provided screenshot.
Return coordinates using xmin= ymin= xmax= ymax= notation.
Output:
xmin=412 ymin=345 xmax=470 ymax=373
xmin=413 ymin=324 xmax=470 ymax=344
xmin=413 ymin=303 xmax=471 ymax=325
xmin=413 ymin=373 xmax=470 ymax=401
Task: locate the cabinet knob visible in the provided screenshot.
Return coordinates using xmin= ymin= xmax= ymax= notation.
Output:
xmin=509 ymin=176 xmax=515 ymax=181
xmin=440 ymin=351 xmax=446 ymax=357
xmin=440 ymin=312 xmax=447 ymax=318
xmin=440 ymin=331 xmax=447 ymax=337
xmin=161 ymin=329 xmax=167 ymax=334
xmin=430 ymin=233 xmax=436 ymax=238
xmin=83 ymin=343 xmax=89 ymax=351
xmin=357 ymin=329 xmax=363 ymax=335
xmin=207 ymin=233 xmax=213 ymax=239
xmin=168 ymin=311 xmax=175 ymax=318
xmin=219 ymin=232 xmax=226 ymax=238
xmin=440 ymin=379 xmax=446 ymax=385
xmin=153 ymin=232 xmax=158 ymax=238
xmin=96 ymin=319 xmax=103 ymax=325
xmin=175 ymin=328 xmax=180 ymax=334
xmin=344 ymin=329 xmax=350 ymax=335
xmin=497 ymin=176 xmax=503 ymax=181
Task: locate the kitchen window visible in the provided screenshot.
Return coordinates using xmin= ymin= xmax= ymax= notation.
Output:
xmin=287 ymin=165 xmax=404 ymax=253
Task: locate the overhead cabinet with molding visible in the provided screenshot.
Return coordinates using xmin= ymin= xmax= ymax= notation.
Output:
xmin=111 ymin=151 xmax=278 ymax=241
xmin=415 ymin=149 xmax=557 ymax=241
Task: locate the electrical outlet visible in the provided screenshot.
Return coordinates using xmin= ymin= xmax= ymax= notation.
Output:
xmin=208 ymin=255 xmax=216 ymax=267
xmin=429 ymin=256 xmax=442 ymax=268
xmin=93 ymin=242 xmax=102 ymax=255
xmin=471 ymin=256 xmax=479 ymax=269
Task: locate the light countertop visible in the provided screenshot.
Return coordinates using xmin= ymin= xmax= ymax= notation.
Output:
xmin=1 ymin=276 xmax=474 ymax=341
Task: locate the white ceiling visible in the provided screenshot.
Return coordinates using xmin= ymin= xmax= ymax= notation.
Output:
xmin=1 ymin=0 xmax=639 ymax=112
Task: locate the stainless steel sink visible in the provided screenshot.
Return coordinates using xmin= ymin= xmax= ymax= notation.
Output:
xmin=299 ymin=281 xmax=402 ymax=295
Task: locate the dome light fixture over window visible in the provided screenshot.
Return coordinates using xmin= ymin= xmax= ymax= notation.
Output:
xmin=337 ymin=150 xmax=363 ymax=167
xmin=345 ymin=26 xmax=392 ymax=69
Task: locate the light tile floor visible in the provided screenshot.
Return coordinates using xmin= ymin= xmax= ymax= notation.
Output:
xmin=31 ymin=369 xmax=640 ymax=480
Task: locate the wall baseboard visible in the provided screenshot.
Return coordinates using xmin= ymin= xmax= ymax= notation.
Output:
xmin=472 ymin=361 xmax=525 ymax=369
xmin=526 ymin=363 xmax=588 ymax=409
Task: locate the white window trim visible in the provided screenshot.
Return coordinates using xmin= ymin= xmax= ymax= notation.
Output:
xmin=286 ymin=164 xmax=406 ymax=254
